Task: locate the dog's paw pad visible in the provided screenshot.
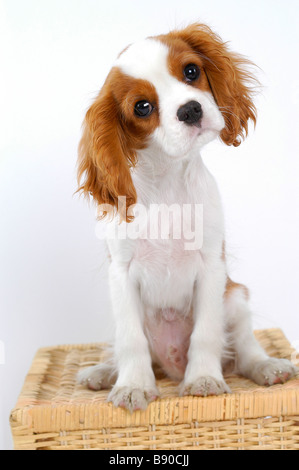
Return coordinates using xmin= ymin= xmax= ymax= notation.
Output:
xmin=180 ymin=376 xmax=231 ymax=397
xmin=108 ymin=386 xmax=159 ymax=412
xmin=250 ymin=358 xmax=297 ymax=386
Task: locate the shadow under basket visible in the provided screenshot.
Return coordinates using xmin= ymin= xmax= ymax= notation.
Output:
xmin=10 ymin=328 xmax=299 ymax=450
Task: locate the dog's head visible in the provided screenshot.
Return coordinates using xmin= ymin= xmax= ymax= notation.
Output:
xmin=78 ymin=24 xmax=257 ymax=219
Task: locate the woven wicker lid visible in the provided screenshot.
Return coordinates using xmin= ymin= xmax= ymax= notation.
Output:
xmin=10 ymin=328 xmax=299 ymax=434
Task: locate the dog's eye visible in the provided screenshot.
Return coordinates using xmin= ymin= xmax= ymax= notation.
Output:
xmin=134 ymin=100 xmax=154 ymax=117
xmin=184 ymin=64 xmax=200 ymax=82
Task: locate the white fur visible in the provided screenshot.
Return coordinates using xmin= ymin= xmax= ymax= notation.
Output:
xmin=79 ymin=37 xmax=297 ymax=411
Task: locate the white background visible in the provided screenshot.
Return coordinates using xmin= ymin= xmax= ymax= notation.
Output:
xmin=1 ymin=0 xmax=299 ymax=450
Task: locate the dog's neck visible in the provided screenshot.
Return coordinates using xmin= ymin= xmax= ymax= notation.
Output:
xmin=134 ymin=143 xmax=204 ymax=176
xmin=132 ymin=145 xmax=207 ymax=206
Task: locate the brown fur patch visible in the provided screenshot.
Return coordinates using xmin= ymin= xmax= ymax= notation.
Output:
xmin=77 ymin=68 xmax=160 ymax=221
xmin=225 ymin=276 xmax=250 ymax=301
xmin=222 ymin=243 xmax=249 ymax=300
xmin=158 ymin=23 xmax=258 ymax=147
xmin=157 ymin=35 xmax=211 ymax=93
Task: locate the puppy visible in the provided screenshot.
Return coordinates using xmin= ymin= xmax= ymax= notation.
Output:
xmin=77 ymin=24 xmax=297 ymax=411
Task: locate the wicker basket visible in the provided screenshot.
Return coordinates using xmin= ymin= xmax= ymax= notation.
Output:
xmin=10 ymin=328 xmax=299 ymax=450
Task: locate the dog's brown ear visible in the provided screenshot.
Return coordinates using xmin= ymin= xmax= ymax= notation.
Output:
xmin=167 ymin=23 xmax=258 ymax=146
xmin=77 ymin=74 xmax=137 ymax=221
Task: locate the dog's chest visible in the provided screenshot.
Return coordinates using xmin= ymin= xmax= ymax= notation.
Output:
xmin=131 ymin=235 xmax=202 ymax=309
xmin=127 ymin=158 xmax=223 ymax=309
xmin=128 ymin=181 xmax=206 ymax=309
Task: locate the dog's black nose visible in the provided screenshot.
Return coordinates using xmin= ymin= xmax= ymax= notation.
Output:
xmin=177 ymin=101 xmax=203 ymax=125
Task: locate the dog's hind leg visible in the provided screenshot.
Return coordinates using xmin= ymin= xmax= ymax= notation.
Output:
xmin=224 ymin=278 xmax=297 ymax=385
xmin=77 ymin=352 xmax=117 ymax=391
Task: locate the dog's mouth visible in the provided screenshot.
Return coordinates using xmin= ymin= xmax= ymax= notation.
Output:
xmin=186 ymin=121 xmax=203 ymax=138
xmin=184 ymin=121 xmax=202 ymax=131
xmin=193 ymin=121 xmax=202 ymax=131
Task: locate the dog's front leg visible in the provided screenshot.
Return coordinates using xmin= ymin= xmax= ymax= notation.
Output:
xmin=180 ymin=258 xmax=230 ymax=397
xmin=108 ymin=261 xmax=159 ymax=412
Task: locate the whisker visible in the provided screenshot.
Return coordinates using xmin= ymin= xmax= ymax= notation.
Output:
xmin=219 ymin=108 xmax=246 ymax=127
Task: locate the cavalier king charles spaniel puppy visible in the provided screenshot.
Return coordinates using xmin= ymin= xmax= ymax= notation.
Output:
xmin=77 ymin=24 xmax=297 ymax=411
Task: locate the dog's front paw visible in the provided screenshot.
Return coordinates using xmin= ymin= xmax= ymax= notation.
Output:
xmin=108 ymin=386 xmax=159 ymax=412
xmin=249 ymin=358 xmax=297 ymax=386
xmin=180 ymin=376 xmax=231 ymax=397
